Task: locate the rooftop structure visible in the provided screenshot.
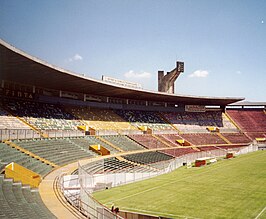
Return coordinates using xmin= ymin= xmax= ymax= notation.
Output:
xmin=0 ymin=39 xmax=243 ymax=107
xmin=158 ymin=61 xmax=184 ymax=94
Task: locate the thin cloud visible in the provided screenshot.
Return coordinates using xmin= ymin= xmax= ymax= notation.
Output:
xmin=236 ymin=71 xmax=242 ymax=75
xmin=124 ymin=70 xmax=152 ymax=79
xmin=188 ymin=70 xmax=209 ymax=78
xmin=67 ymin=54 xmax=83 ymax=62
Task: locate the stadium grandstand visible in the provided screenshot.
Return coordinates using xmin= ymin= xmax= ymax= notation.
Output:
xmin=0 ymin=39 xmax=266 ymax=219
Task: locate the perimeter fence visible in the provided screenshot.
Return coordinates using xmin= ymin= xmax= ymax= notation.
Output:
xmin=58 ymin=144 xmax=258 ymax=219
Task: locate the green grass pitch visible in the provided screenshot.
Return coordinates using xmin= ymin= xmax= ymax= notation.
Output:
xmin=93 ymin=150 xmax=266 ymax=219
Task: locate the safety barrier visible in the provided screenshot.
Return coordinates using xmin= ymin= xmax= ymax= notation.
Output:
xmin=0 ymin=129 xmax=41 ymax=141
xmin=0 ymin=129 xmax=84 ymax=140
xmin=59 ymin=144 xmax=258 ymax=219
xmin=59 ymin=173 xmax=124 ymax=219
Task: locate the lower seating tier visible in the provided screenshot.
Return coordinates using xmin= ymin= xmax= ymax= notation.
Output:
xmin=0 ymin=143 xmax=53 ymax=176
xmin=0 ymin=174 xmax=56 ymax=219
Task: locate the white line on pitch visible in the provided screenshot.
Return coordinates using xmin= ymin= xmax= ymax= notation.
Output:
xmin=254 ymin=205 xmax=266 ymax=219
xmin=105 ymin=152 xmax=265 ymax=205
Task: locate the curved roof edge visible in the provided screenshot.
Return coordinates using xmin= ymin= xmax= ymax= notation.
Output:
xmin=0 ymin=39 xmax=244 ymax=106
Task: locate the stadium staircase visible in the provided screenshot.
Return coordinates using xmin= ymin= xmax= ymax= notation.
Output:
xmin=216 ymin=133 xmax=232 ymax=144
xmin=101 ymin=135 xmax=145 ymax=151
xmin=96 ymin=136 xmax=124 ymax=152
xmin=1 ymin=105 xmax=46 ymax=138
xmin=224 ymin=112 xmax=242 ymax=131
xmin=158 ymin=112 xmax=180 ymax=132
xmin=15 ymin=116 xmax=48 ymax=138
xmin=152 ymin=134 xmax=173 ymax=147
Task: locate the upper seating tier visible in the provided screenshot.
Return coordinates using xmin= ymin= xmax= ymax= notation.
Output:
xmin=162 ymin=111 xmax=238 ymax=133
xmin=4 ymin=100 xmax=84 ymax=131
xmin=226 ymin=109 xmax=266 ymax=133
xmin=115 ymin=110 xmax=175 ymax=132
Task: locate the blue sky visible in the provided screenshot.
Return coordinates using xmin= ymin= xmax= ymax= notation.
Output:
xmin=0 ymin=0 xmax=265 ymax=101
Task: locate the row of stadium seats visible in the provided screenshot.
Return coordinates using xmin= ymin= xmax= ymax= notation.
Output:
xmin=0 ymin=143 xmax=53 ymax=176
xmin=4 ymin=100 xmax=83 ymax=131
xmin=67 ymin=106 xmax=138 ymax=131
xmin=101 ymin=135 xmax=145 ymax=151
xmin=82 ymin=155 xmax=162 ymax=175
xmin=180 ymin=133 xmax=227 ymax=145
xmin=162 ymin=111 xmax=238 ymax=133
xmin=115 ymin=110 xmax=174 ymax=131
xmin=227 ymin=109 xmax=266 ymax=132
xmin=0 ymin=175 xmax=56 ymax=218
xmin=128 ymin=134 xmax=168 ymax=149
xmin=161 ymin=148 xmax=197 ymax=157
xmin=221 ymin=133 xmax=251 ymax=144
xmin=13 ymin=138 xmax=94 ymax=166
xmin=123 ymin=151 xmax=173 ymax=165
xmin=1 ymin=99 xmax=265 ymax=139
xmin=0 ymin=107 xmax=30 ymax=130
xmin=1 ymin=132 xmax=253 ymax=177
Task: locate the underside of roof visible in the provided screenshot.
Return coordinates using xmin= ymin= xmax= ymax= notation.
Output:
xmin=0 ymin=39 xmax=244 ymax=106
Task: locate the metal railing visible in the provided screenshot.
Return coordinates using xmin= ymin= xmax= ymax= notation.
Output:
xmin=0 ymin=129 xmax=41 ymax=141
xmin=59 ymin=173 xmax=124 ymax=219
xmin=0 ymin=129 xmax=85 ymax=141
xmin=59 ymin=144 xmax=258 ymax=219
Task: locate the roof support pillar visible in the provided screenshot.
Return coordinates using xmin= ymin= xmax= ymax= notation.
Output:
xmin=84 ymin=94 xmax=86 ymax=101
xmin=59 ymin=90 xmax=62 ymax=98
xmin=1 ymin=80 xmax=4 ymax=88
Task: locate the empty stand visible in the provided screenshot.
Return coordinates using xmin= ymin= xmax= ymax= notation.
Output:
xmin=128 ymin=134 xmax=168 ymax=149
xmin=123 ymin=151 xmax=174 ymax=165
xmin=161 ymin=148 xmax=196 ymax=157
xmin=180 ymin=133 xmax=227 ymax=145
xmin=13 ymin=138 xmax=94 ymax=166
xmin=246 ymin=132 xmax=266 ymax=140
xmin=158 ymin=134 xmax=185 ymax=147
xmin=227 ymin=109 xmax=266 ymax=133
xmin=115 ymin=109 xmax=175 ymax=133
xmin=0 ymin=174 xmax=56 ymax=218
xmin=220 ymin=133 xmax=251 ymax=144
xmin=0 ymin=107 xmax=31 ymax=130
xmin=84 ymin=136 xmax=121 ymax=154
xmin=162 ymin=111 xmax=238 ymax=133
xmin=4 ymin=100 xmax=84 ymax=134
xmin=101 ymin=135 xmax=145 ymax=151
xmin=0 ymin=142 xmax=53 ymax=176
xmin=68 ymin=106 xmax=138 ymax=134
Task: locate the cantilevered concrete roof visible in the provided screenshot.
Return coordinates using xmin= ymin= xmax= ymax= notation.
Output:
xmin=0 ymin=39 xmax=244 ymax=106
